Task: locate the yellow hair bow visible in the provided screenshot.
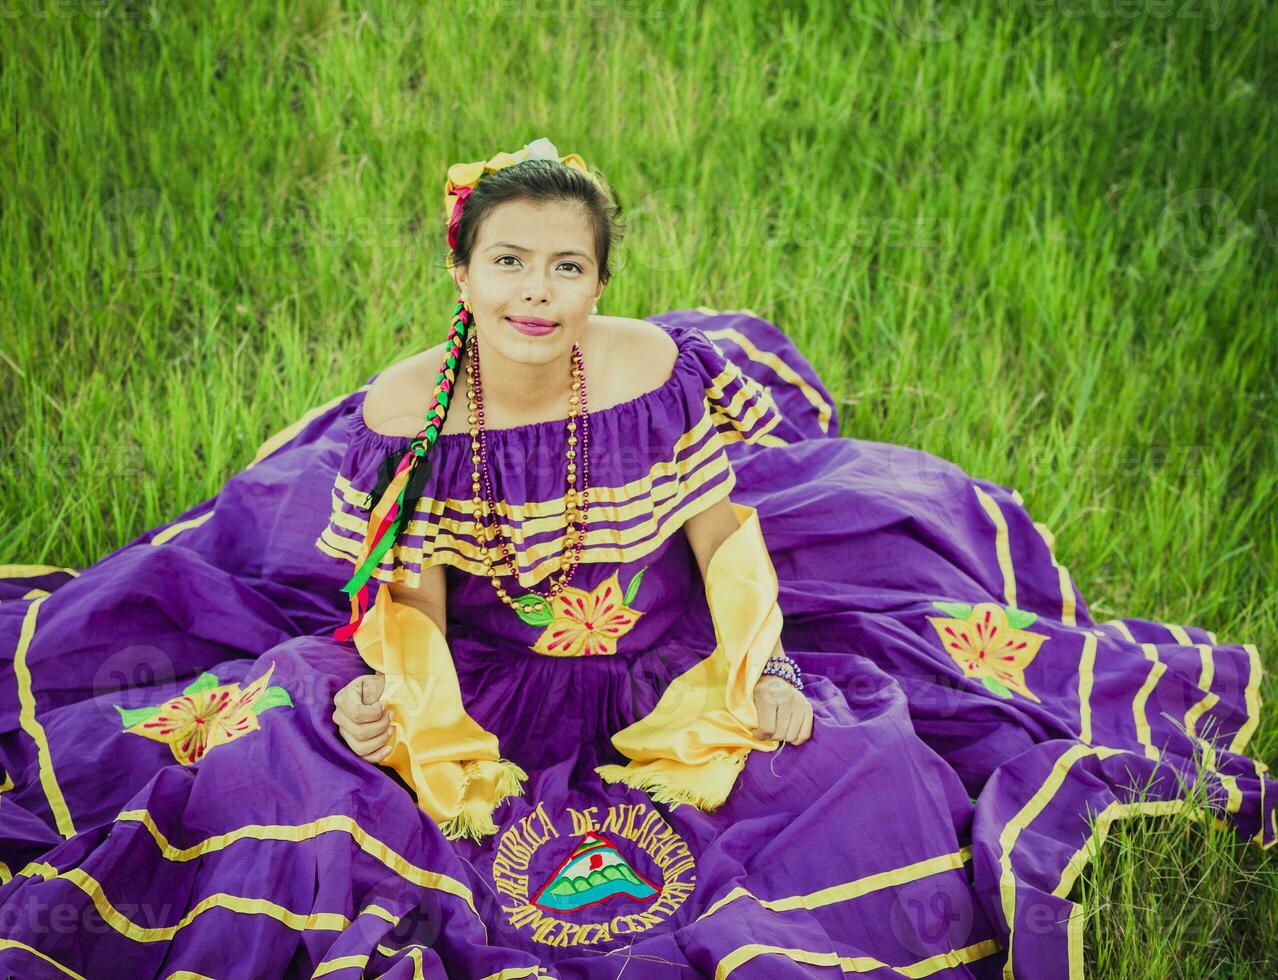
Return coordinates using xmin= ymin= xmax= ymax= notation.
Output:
xmin=445 ymin=137 xmax=606 ymax=251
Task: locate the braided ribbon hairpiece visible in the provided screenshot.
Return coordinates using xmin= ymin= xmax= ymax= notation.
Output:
xmin=333 ymin=138 xmax=605 ymax=643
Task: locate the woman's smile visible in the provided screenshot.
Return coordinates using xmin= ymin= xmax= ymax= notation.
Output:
xmin=506 ymin=315 xmax=559 ymax=336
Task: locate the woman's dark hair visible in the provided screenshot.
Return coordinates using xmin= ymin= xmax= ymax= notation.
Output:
xmin=362 ymin=156 xmax=625 ymax=559
xmin=448 ymin=157 xmax=625 ymax=286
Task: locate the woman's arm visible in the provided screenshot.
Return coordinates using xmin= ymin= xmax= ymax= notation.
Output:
xmin=388 ymin=564 xmax=448 ymax=639
xmin=683 ymin=495 xmax=744 ymax=582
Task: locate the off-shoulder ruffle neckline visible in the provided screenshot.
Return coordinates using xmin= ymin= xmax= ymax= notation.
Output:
xmin=349 ymin=318 xmax=698 ymax=447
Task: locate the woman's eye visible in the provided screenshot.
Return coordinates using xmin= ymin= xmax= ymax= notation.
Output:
xmin=495 ymin=255 xmax=581 ymax=273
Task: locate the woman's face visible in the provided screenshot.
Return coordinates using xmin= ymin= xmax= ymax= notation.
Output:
xmin=452 ymin=198 xmax=604 ymax=366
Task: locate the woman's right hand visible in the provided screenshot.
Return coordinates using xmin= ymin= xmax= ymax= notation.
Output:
xmin=333 ymin=672 xmax=394 ymax=764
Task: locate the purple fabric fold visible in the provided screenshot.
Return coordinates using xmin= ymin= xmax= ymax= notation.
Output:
xmin=0 ymin=308 xmax=1271 ymax=978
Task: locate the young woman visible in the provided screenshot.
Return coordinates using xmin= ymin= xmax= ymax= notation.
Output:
xmin=0 ymin=138 xmax=1272 ymax=979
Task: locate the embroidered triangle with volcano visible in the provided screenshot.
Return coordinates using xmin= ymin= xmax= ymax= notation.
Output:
xmin=531 ymin=832 xmax=660 ymax=912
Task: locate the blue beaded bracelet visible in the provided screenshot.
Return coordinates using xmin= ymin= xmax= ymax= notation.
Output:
xmin=761 ymin=653 xmax=804 ymax=691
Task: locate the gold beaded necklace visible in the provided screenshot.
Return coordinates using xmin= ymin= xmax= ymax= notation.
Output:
xmin=463 ymin=327 xmax=592 ymax=627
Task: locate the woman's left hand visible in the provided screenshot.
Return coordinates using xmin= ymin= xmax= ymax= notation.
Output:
xmin=751 ymin=675 xmax=813 ymax=744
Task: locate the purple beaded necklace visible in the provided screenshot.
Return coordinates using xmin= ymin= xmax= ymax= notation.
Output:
xmin=464 ymin=331 xmax=593 ymax=627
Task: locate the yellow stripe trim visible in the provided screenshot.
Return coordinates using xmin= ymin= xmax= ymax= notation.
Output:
xmin=1077 ymin=633 xmax=1097 ymax=744
xmin=702 ymin=324 xmax=835 ymax=435
xmin=13 ymin=594 xmax=76 ymax=837
xmin=716 ymin=939 xmax=1001 ymax=979
xmin=1133 ymin=643 xmax=1167 ymax=761
xmin=360 ymin=905 xmax=397 ymax=925
xmin=319 ymin=958 xmax=554 ymax=980
xmin=1032 ymin=520 xmax=1054 ymax=551
xmin=1066 ymin=900 xmax=1085 ymax=980
xmin=1030 ymin=520 xmax=1076 ymax=626
xmin=973 ymin=486 xmax=1016 ymax=609
xmin=1056 ymin=798 xmax=1226 ymax=980
xmin=711 ymin=400 xmax=787 ymax=447
xmin=320 ymin=466 xmax=733 ymax=588
xmin=334 ymin=405 xmax=734 ymax=523
xmin=704 ymin=362 xmax=789 ymax=446
xmin=62 ymin=866 xmax=348 ymax=940
xmin=1184 ymin=644 xmax=1218 ymax=739
xmin=108 ymin=808 xmax=484 ymax=929
xmin=320 ymin=458 xmax=732 ymax=579
xmin=322 ymin=438 xmax=737 ymax=588
xmin=698 ymin=847 xmax=973 ymax=920
xmin=0 ymin=939 xmax=87 ymax=979
xmin=381 ymin=946 xmax=426 ymax=979
xmin=1053 ymin=798 xmax=1207 ymax=901
xmin=313 ymin=904 xmax=493 ymax=978
xmin=1220 ymin=773 xmax=1242 ymax=814
xmin=998 ymin=744 xmax=1127 ymax=978
xmin=311 ymin=955 xmax=370 ymax=977
xmin=13 ymin=836 xmax=989 ymax=977
xmin=1229 ymin=643 xmax=1262 ymax=754
xmin=0 ymin=564 xmax=79 ymax=578
xmin=331 ymin=411 xmax=735 ymax=534
xmin=150 ymin=511 xmax=214 ymax=545
xmin=15 ymin=863 xmax=507 ymax=963
xmin=1104 ymin=619 xmax=1136 ymax=644
xmin=1167 ymin=624 xmax=1193 ymax=645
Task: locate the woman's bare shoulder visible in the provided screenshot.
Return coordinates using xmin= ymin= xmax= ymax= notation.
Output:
xmin=361 ymin=344 xmax=451 ymax=438
xmin=361 ymin=317 xmax=676 ymax=436
xmin=597 ymin=315 xmax=679 ymax=398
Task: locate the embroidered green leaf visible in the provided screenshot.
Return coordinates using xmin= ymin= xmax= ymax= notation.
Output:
xmin=932 ymin=601 xmax=973 ymax=619
xmin=114 ymin=703 xmax=162 ymax=728
xmin=250 ymin=686 xmax=294 ymax=714
xmin=1004 ymin=607 xmax=1038 ymax=629
xmin=981 ymin=676 xmax=1013 ymax=699
xmin=623 ymin=566 xmax=648 ymax=606
xmin=182 ymin=673 xmax=222 ymax=696
xmin=512 ymin=594 xmax=556 ymax=627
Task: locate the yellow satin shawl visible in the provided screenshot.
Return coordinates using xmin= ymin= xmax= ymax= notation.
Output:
xmin=354 ymin=501 xmax=782 ymax=840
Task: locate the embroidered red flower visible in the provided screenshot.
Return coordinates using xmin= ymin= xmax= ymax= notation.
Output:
xmin=926 ymin=601 xmax=1047 ymax=702
xmin=530 ymin=570 xmax=646 ymax=658
xmin=115 ymin=662 xmax=293 ymax=764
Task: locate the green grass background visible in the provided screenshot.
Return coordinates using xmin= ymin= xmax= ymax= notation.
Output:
xmin=2 ymin=0 xmax=1276 ymax=975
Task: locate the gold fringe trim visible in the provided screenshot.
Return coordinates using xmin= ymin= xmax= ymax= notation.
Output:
xmin=439 ymin=759 xmax=529 ymax=843
xmin=595 ymin=750 xmax=749 ymax=814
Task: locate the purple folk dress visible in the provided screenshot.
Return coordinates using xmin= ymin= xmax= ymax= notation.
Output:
xmin=0 ymin=309 xmax=1273 ymax=979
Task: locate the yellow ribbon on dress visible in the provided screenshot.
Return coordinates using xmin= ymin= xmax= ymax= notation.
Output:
xmin=353 ymin=585 xmax=527 ymax=842
xmin=595 ymin=502 xmax=783 ymax=811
